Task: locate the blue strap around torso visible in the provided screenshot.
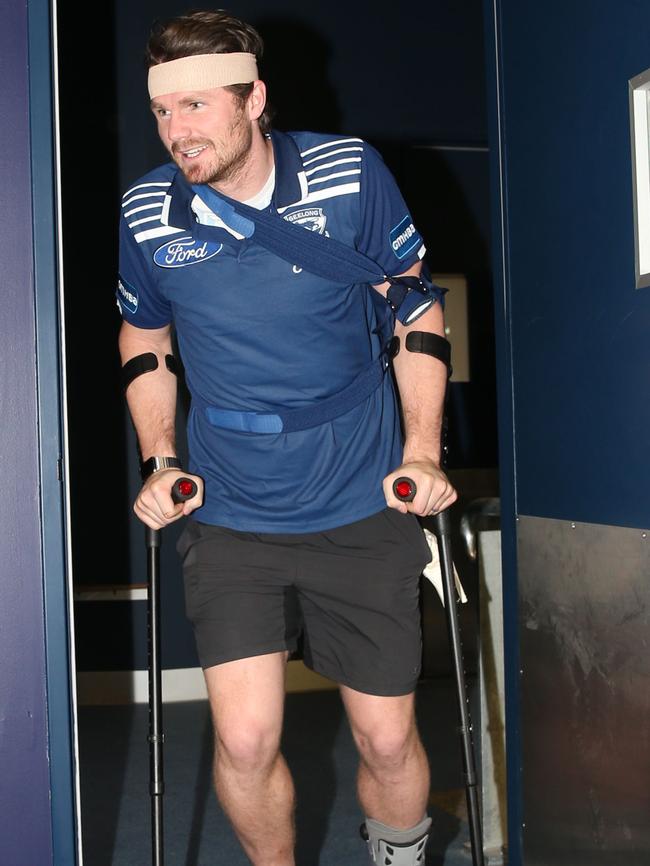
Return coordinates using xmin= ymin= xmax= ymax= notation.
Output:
xmin=192 ymin=356 xmax=386 ymax=434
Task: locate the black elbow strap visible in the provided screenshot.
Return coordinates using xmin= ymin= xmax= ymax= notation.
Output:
xmin=405 ymin=331 xmax=452 ymax=371
xmin=122 ymin=352 xmax=179 ymax=391
xmin=165 ymin=354 xmax=180 ymax=376
xmin=122 ymin=352 xmax=157 ymax=391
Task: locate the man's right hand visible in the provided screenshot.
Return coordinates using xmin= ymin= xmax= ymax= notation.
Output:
xmin=134 ymin=468 xmax=204 ymax=529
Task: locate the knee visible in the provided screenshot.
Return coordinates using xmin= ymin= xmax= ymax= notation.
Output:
xmin=215 ymin=719 xmax=281 ymax=774
xmin=354 ymin=718 xmax=418 ymax=771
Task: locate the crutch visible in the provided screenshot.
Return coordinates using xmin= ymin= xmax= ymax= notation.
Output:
xmin=393 ymin=477 xmax=485 ymax=866
xmin=145 ymin=476 xmax=198 ymax=866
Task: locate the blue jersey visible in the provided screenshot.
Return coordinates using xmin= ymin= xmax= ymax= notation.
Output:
xmin=117 ymin=131 xmax=426 ymax=532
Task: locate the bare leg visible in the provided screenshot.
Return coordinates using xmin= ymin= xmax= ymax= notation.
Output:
xmin=340 ymin=687 xmax=430 ymax=828
xmin=204 ymin=652 xmax=295 ymax=866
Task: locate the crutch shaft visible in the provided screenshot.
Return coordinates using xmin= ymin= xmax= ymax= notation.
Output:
xmin=434 ymin=510 xmax=484 ymax=866
xmin=392 ymin=478 xmax=485 ymax=866
xmin=144 ymin=477 xmax=197 ymax=866
xmin=147 ymin=535 xmax=165 ymax=865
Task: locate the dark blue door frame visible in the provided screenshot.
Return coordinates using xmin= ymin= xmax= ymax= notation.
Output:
xmin=30 ymin=0 xmax=79 ymax=861
xmin=482 ymin=1 xmax=523 ymax=864
xmin=0 ymin=0 xmax=78 ymax=859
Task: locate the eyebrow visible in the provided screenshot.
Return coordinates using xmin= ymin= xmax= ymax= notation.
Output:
xmin=150 ymin=93 xmax=210 ymax=110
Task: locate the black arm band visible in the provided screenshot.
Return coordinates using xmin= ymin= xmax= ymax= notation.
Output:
xmin=165 ymin=354 xmax=179 ymax=376
xmin=405 ymin=331 xmax=452 ymax=370
xmin=122 ymin=352 xmax=158 ymax=391
xmin=122 ymin=352 xmax=179 ymax=392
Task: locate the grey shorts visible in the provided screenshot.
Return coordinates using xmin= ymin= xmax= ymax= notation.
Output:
xmin=176 ymin=508 xmax=432 ymax=696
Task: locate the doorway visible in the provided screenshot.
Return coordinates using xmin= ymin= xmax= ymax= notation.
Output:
xmin=55 ymin=2 xmax=497 ymax=863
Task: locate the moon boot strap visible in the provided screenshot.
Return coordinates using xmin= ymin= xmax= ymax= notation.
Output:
xmin=361 ymin=816 xmax=432 ymax=866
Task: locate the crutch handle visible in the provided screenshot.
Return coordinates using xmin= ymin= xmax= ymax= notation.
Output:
xmin=171 ymin=477 xmax=197 ymax=503
xmin=145 ymin=478 xmax=198 ymax=549
xmin=393 ymin=477 xmax=452 ymax=533
xmin=393 ymin=477 xmax=417 ymax=502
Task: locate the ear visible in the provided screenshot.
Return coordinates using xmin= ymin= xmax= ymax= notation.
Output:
xmin=247 ymin=80 xmax=267 ymax=122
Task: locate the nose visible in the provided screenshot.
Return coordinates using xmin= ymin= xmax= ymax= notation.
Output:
xmin=167 ymin=111 xmax=192 ymax=143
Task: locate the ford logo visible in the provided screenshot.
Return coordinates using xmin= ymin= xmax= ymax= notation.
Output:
xmin=153 ymin=236 xmax=223 ymax=268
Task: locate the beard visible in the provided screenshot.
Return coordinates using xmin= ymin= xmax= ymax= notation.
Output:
xmin=172 ymin=106 xmax=253 ymax=187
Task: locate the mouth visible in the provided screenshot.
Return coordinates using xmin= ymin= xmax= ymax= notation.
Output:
xmin=176 ymin=144 xmax=209 ymax=160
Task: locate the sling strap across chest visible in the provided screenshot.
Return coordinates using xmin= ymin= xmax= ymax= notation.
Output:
xmin=188 ymin=184 xmax=446 ymax=434
xmin=192 ymin=184 xmax=445 ymax=325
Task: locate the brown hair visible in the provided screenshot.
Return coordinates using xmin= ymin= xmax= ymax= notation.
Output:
xmin=146 ymin=10 xmax=273 ymax=132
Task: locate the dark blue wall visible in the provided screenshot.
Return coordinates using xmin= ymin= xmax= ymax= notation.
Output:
xmin=113 ymin=0 xmax=488 ymax=184
xmin=485 ymin=2 xmax=650 ymax=863
xmin=499 ymin=0 xmax=650 ymax=528
xmin=0 ymin=0 xmax=53 ymax=861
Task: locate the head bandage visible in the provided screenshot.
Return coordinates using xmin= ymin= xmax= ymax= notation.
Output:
xmin=148 ymin=53 xmax=258 ymax=99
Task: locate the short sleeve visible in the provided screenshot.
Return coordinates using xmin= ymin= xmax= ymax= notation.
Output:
xmin=356 ymin=143 xmax=426 ymax=276
xmin=116 ymin=208 xmax=173 ymax=328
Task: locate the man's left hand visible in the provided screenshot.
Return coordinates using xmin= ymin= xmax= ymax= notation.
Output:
xmin=383 ymin=460 xmax=457 ymax=516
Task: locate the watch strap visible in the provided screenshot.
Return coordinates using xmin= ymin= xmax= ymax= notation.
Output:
xmin=140 ymin=455 xmax=182 ymax=481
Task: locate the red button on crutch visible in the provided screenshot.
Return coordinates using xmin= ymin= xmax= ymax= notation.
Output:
xmin=393 ymin=477 xmax=417 ymax=501
xmin=176 ymin=478 xmax=196 ymax=499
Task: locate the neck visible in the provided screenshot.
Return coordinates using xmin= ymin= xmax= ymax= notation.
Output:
xmin=209 ymin=127 xmax=273 ymax=202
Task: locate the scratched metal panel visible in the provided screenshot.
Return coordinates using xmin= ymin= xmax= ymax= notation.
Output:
xmin=517 ymin=515 xmax=650 ymax=866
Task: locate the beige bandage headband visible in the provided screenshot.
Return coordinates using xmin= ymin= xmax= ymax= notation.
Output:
xmin=148 ymin=53 xmax=258 ymax=99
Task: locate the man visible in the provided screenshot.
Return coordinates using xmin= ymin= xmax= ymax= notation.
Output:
xmin=117 ymin=10 xmax=457 ymax=865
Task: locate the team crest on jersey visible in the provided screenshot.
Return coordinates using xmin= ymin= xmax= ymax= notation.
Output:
xmin=153 ymin=236 xmax=223 ymax=268
xmin=284 ymin=207 xmax=328 ymax=236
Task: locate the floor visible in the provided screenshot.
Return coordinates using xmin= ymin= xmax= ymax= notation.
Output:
xmin=78 ymin=678 xmax=477 ymax=866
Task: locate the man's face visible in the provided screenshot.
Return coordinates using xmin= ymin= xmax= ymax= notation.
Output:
xmin=151 ymin=86 xmax=253 ymax=186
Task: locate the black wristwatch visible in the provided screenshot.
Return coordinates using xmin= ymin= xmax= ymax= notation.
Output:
xmin=140 ymin=455 xmax=182 ymax=481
